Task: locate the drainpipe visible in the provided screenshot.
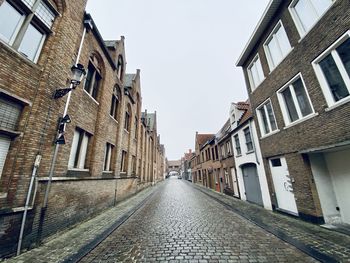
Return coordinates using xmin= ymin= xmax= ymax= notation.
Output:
xmin=16 ymin=18 xmax=93 ymax=256
xmin=17 ymin=154 xmax=42 ymax=256
xmin=249 ymin=119 xmax=260 ymax=165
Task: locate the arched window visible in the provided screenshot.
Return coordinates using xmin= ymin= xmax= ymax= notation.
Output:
xmin=0 ymin=0 xmax=57 ymax=62
xmin=84 ymin=55 xmax=102 ymax=100
xmin=117 ymin=55 xmax=124 ymax=80
xmin=110 ymin=85 xmax=121 ymax=120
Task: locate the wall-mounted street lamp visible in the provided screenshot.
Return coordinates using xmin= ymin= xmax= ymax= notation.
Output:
xmin=53 ymin=64 xmax=86 ymax=99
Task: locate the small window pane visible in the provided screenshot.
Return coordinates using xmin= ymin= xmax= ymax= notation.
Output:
xmin=294 ymin=0 xmax=318 ymax=32
xmin=267 ymin=37 xmax=281 ymax=67
xmin=271 ymin=158 xmax=282 ymax=167
xmin=19 ymin=24 xmax=45 ymax=61
xmin=35 ymin=1 xmax=55 ymax=28
xmin=266 ymin=102 xmax=277 ymax=131
xmin=259 ymin=107 xmax=270 ymax=134
xmin=310 ymin=0 xmax=332 ymax=17
xmin=293 ymin=78 xmax=313 ymax=117
xmin=282 ymin=88 xmax=299 ymax=122
xmin=320 ymin=54 xmax=349 ymax=102
xmin=337 ymin=38 xmax=350 ymax=78
xmin=0 ymin=98 xmax=22 ymax=130
xmin=0 ymin=1 xmax=24 ymax=43
xmin=276 ymin=25 xmax=291 ymax=57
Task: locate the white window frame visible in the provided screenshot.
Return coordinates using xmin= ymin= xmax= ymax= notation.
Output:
xmin=247 ymin=54 xmax=265 ymax=91
xmin=256 ymin=99 xmax=279 ymax=137
xmin=263 ymin=21 xmax=292 ymax=71
xmin=233 ymin=134 xmax=241 ymax=156
xmin=312 ymin=31 xmax=350 ymax=110
xmin=0 ymin=1 xmax=25 ymax=45
xmin=277 ymin=73 xmax=315 ymax=126
xmin=243 ymin=127 xmax=254 ymax=153
xmin=289 ymin=0 xmax=335 ymax=39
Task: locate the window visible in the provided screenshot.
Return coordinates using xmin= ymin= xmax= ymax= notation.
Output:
xmin=248 ymin=55 xmax=264 ymax=90
xmin=0 ymin=135 xmax=11 ymax=179
xmin=120 ymin=150 xmax=128 ymax=173
xmin=68 ymin=128 xmax=90 ymax=170
xmin=234 ymin=135 xmax=241 ymax=156
xmin=104 ymin=143 xmax=114 ymax=171
xmin=0 ymin=97 xmax=23 ymax=130
xmin=211 ymin=148 xmax=215 ymax=161
xmin=226 ymin=141 xmax=232 ymax=156
xmin=243 ymin=128 xmax=254 ymax=152
xmin=215 ymin=145 xmax=219 ymax=160
xmin=221 ymin=145 xmax=226 ymax=159
xmin=110 ymin=86 xmax=120 ymax=120
xmin=313 ymin=33 xmax=350 ymax=107
xmin=264 ymin=22 xmax=292 ymax=70
xmin=0 ymin=0 xmax=56 ymax=62
xmin=124 ymin=107 xmax=131 ymax=131
xmin=117 ymin=55 xmax=124 ymax=80
xmin=277 ymin=74 xmax=314 ymax=125
xmin=289 ymin=0 xmax=333 ymax=37
xmin=134 ymin=117 xmax=138 ymax=139
xmin=84 ymin=62 xmax=101 ymax=100
xmin=257 ymin=99 xmax=278 ymax=136
xmin=131 ymin=155 xmax=136 ymax=175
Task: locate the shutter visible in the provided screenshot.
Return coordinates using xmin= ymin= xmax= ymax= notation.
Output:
xmin=0 ymin=98 xmax=22 ymax=130
xmin=0 ymin=135 xmax=11 ymax=178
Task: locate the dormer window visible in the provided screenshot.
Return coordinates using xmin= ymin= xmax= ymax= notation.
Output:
xmin=0 ymin=0 xmax=56 ymax=63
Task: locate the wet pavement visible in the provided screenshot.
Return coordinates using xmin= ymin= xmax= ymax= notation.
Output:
xmin=79 ymin=178 xmax=317 ymax=263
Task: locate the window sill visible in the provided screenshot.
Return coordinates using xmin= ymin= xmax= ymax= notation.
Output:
xmin=0 ymin=128 xmax=22 ymax=138
xmin=283 ymin=112 xmax=319 ymax=130
xmin=325 ymin=97 xmax=350 ymax=112
xmin=0 ymin=39 xmax=41 ymax=69
xmin=109 ymin=115 xmax=119 ymax=124
xmin=83 ymin=90 xmax=99 ymax=105
xmin=235 ymin=154 xmax=242 ymax=158
xmin=246 ymin=150 xmax=255 ymax=155
xmin=250 ymin=78 xmax=266 ymax=94
xmin=0 ymin=192 xmax=7 ymax=199
xmin=260 ymin=129 xmax=280 ymax=139
xmin=268 ymin=47 xmax=294 ymax=74
xmin=124 ymin=129 xmax=129 ymax=134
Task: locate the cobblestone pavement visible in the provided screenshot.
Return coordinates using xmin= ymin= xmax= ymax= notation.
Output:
xmin=191 ymin=182 xmax=350 ymax=263
xmin=79 ymin=178 xmax=317 ymax=263
xmin=2 ymin=183 xmax=160 ymax=263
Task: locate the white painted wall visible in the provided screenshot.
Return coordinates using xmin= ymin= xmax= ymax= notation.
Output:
xmin=309 ymin=153 xmax=341 ymax=224
xmin=231 ymin=120 xmax=272 ymax=210
xmin=325 ymin=149 xmax=350 ymax=224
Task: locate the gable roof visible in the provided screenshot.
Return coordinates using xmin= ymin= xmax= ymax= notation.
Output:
xmin=196 ymin=133 xmax=215 ymax=148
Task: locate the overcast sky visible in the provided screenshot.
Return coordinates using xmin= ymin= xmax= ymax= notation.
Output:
xmin=86 ymin=0 xmax=270 ymax=160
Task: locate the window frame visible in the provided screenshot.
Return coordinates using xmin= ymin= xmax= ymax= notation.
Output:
xmin=0 ymin=0 xmax=57 ymax=63
xmin=110 ymin=86 xmax=120 ymax=121
xmin=277 ymin=73 xmax=315 ymax=126
xmin=103 ymin=142 xmax=114 ymax=172
xmin=243 ymin=127 xmax=254 ymax=153
xmin=68 ymin=128 xmax=91 ymax=170
xmin=234 ymin=134 xmax=241 ymax=156
xmin=289 ymin=0 xmax=334 ymax=39
xmin=84 ymin=61 xmax=101 ymax=101
xmin=256 ymin=99 xmax=279 ymax=137
xmin=263 ymin=21 xmax=292 ymax=71
xmin=120 ymin=150 xmax=128 ymax=173
xmin=247 ymin=54 xmax=265 ymax=91
xmin=312 ymin=31 xmax=350 ymax=109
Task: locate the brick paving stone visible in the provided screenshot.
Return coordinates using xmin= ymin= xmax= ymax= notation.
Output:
xmin=79 ymin=179 xmax=317 ymax=263
xmin=191 ymin=182 xmax=350 ymax=263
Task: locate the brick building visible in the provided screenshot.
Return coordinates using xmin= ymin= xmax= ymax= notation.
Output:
xmin=0 ymin=0 xmax=165 ymax=257
xmin=192 ymin=133 xmax=221 ymax=191
xmin=236 ymin=0 xmax=350 ymax=224
xmin=216 ymin=119 xmax=239 ymax=197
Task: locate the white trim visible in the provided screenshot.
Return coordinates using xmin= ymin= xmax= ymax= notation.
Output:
xmin=283 ymin=112 xmax=318 ymax=129
xmin=247 ymin=54 xmax=265 ymax=91
xmin=263 ymin=20 xmax=292 ymax=71
xmin=277 ymin=73 xmax=315 ymax=126
xmin=312 ymin=31 xmax=350 ymax=107
xmin=288 ymin=0 xmax=335 ymax=39
xmin=83 ymin=89 xmax=100 ymax=105
xmin=260 ymin=129 xmax=280 ymax=139
xmin=256 ymin=98 xmax=279 ymax=136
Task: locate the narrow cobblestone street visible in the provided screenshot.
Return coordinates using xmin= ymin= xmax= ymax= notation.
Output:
xmin=78 ymin=178 xmax=317 ymax=263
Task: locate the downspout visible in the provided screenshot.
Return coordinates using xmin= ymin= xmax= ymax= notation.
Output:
xmin=16 ymin=18 xmax=93 ymax=256
xmin=248 ymin=119 xmax=260 ymax=165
